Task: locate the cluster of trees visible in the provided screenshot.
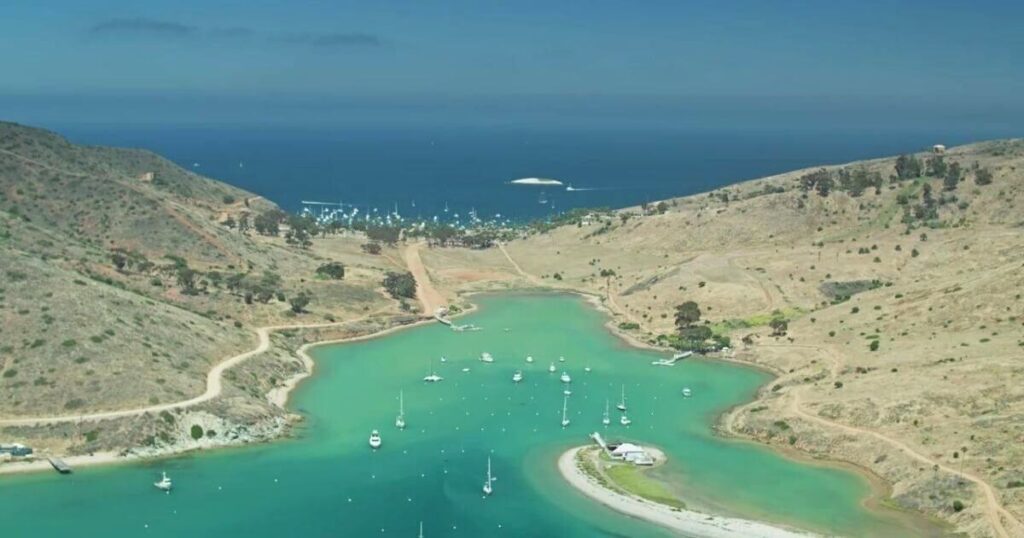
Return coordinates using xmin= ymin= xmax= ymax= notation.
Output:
xmin=382 ymin=272 xmax=417 ymax=300
xmin=315 ymin=262 xmax=345 ymax=280
xmin=798 ymin=167 xmax=883 ymax=198
xmin=671 ymin=301 xmax=728 ymax=352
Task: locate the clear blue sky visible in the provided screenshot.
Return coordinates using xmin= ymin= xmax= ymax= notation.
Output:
xmin=2 ymin=0 xmax=1023 ymax=126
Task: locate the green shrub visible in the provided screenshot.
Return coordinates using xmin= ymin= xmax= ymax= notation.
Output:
xmin=190 ymin=424 xmax=204 ymax=440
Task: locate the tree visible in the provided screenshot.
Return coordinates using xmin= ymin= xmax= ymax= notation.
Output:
xmin=674 ymin=301 xmax=701 ymax=330
xmin=815 ymin=176 xmax=834 ymax=197
xmin=925 ymin=155 xmax=947 ymax=178
xmin=253 ymin=210 xmax=284 ymax=236
xmin=975 ymin=167 xmax=993 ymax=186
xmin=366 ymin=226 xmax=401 ymax=245
xmin=769 ymin=317 xmax=788 ymax=337
xmin=289 ymin=293 xmax=311 ymax=313
xmin=894 ymin=154 xmax=922 ymax=180
xmin=316 ymin=262 xmax=346 ymax=280
xmin=237 ymin=213 xmax=250 ymax=234
xmin=176 ymin=267 xmax=198 ymax=295
xmin=361 ymin=242 xmax=382 ymax=255
xmin=382 ymin=272 xmax=417 ymax=300
xmin=943 ymin=162 xmax=963 ymax=191
xmin=111 ymin=252 xmax=128 ymax=271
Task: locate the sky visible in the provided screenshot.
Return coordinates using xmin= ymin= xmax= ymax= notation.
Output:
xmin=2 ymin=0 xmax=1023 ymax=127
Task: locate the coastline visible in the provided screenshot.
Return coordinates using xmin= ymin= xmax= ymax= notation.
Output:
xmin=0 ymin=306 xmax=474 ymax=477
xmin=558 ymin=446 xmax=818 ymax=538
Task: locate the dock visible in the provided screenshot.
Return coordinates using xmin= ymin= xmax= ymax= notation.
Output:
xmin=48 ymin=457 xmax=72 ymax=474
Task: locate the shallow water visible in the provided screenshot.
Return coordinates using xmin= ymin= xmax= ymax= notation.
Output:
xmin=0 ymin=294 xmax=935 ymax=537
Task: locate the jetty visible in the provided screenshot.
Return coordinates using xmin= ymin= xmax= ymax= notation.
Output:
xmin=651 ymin=351 xmax=692 ymax=366
xmin=47 ymin=457 xmax=72 ymax=474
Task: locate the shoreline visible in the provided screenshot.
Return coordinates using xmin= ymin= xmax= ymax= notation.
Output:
xmin=0 ymin=306 xmax=474 ymax=477
xmin=558 ymin=446 xmax=818 ymax=538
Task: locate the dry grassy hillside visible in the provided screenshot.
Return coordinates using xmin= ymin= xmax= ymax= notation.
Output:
xmin=428 ymin=140 xmax=1024 ymax=537
xmin=0 ymin=122 xmax=403 ymax=422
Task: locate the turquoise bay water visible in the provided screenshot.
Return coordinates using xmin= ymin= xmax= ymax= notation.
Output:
xmin=0 ymin=294 xmax=928 ymax=537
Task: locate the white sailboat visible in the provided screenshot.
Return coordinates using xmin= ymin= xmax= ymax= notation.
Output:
xmin=561 ymin=395 xmax=571 ymax=428
xmin=369 ymin=429 xmax=382 ymax=449
xmin=548 ymin=362 xmax=556 ymax=373
xmin=682 ymin=387 xmax=692 ymax=398
xmin=560 ymin=372 xmax=571 ymax=384
xmin=602 ymin=399 xmax=611 ymax=426
xmin=482 ymin=457 xmax=494 ymax=496
xmin=480 ymin=352 xmax=494 ymax=363
xmin=395 ymin=390 xmax=406 ymax=429
xmin=617 ymin=385 xmax=627 ymax=411
xmin=154 ymin=471 xmax=172 ymax=492
xmin=526 ymin=355 xmax=534 ymax=363
xmin=423 ymin=360 xmax=443 ymax=383
xmin=620 ymin=412 xmax=632 ymax=426
xmin=512 ymin=370 xmax=523 ymax=383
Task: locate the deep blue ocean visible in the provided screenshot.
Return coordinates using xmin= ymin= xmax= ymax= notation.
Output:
xmin=58 ymin=124 xmax=1014 ymax=221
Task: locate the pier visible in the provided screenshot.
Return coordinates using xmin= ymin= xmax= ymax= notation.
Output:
xmin=48 ymin=457 xmax=72 ymax=474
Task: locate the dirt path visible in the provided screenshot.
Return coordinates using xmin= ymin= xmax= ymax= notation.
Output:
xmin=402 ymin=241 xmax=445 ymax=315
xmin=497 ymin=242 xmax=545 ymax=286
xmin=753 ymin=340 xmax=1021 ymax=538
xmin=0 ymin=318 xmax=375 ymax=427
xmin=789 ymin=389 xmax=1020 ymax=537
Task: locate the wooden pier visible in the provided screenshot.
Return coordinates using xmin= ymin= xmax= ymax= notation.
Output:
xmin=48 ymin=457 xmax=72 ymax=474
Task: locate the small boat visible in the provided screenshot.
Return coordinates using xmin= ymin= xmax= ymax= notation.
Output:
xmin=440 ymin=356 xmax=448 ymax=363
xmin=369 ymin=430 xmax=382 ymax=449
xmin=512 ymin=371 xmax=523 ymax=383
xmin=561 ymin=395 xmax=571 ymax=428
xmin=395 ymin=391 xmax=406 ymax=429
xmin=620 ymin=413 xmax=632 ymax=426
xmin=548 ymin=363 xmax=556 ymax=373
xmin=461 ymin=367 xmax=471 ymax=373
xmin=483 ymin=457 xmax=494 ymax=496
xmin=584 ymin=366 xmax=592 ymax=373
xmin=682 ymin=387 xmax=692 ymax=398
xmin=560 ymin=372 xmax=571 ymax=384
xmin=423 ymin=360 xmax=444 ymax=383
xmin=558 ymin=356 xmax=565 ymax=363
xmin=602 ymin=399 xmax=611 ymax=426
xmin=154 ymin=471 xmax=172 ymax=492
xmin=617 ymin=385 xmax=627 ymax=411
xmin=526 ymin=356 xmax=534 ymax=363
xmin=563 ymin=389 xmax=572 ymax=396
xmin=480 ymin=352 xmax=494 ymax=363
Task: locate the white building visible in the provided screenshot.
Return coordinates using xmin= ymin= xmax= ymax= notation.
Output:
xmin=610 ymin=443 xmax=654 ymax=465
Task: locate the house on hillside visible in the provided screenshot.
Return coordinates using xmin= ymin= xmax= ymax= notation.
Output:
xmin=932 ymin=144 xmax=946 ymax=154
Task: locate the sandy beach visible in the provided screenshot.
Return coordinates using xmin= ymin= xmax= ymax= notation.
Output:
xmin=558 ymin=446 xmax=820 ymax=538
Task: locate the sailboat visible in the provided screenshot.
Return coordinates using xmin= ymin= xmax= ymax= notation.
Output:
xmin=682 ymin=387 xmax=693 ymax=398
xmin=479 ymin=352 xmax=494 ymax=363
xmin=418 ymin=521 xmax=424 ymax=538
xmin=512 ymin=370 xmax=523 ymax=383
xmin=395 ymin=390 xmax=406 ymax=429
xmin=154 ymin=471 xmax=172 ymax=492
xmin=561 ymin=395 xmax=571 ymax=428
xmin=617 ymin=385 xmax=627 ymax=411
xmin=369 ymin=429 xmax=382 ymax=449
xmin=602 ymin=399 xmax=611 ymax=426
xmin=548 ymin=362 xmax=556 ymax=373
xmin=620 ymin=412 xmax=632 ymax=426
xmin=482 ymin=457 xmax=494 ymax=496
xmin=560 ymin=371 xmax=571 ymax=384
xmin=526 ymin=355 xmax=534 ymax=363
xmin=423 ymin=360 xmax=443 ymax=383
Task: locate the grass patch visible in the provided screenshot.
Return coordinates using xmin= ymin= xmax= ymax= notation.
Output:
xmin=605 ymin=464 xmax=687 ymax=510
xmin=710 ymin=307 xmax=805 ymax=336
